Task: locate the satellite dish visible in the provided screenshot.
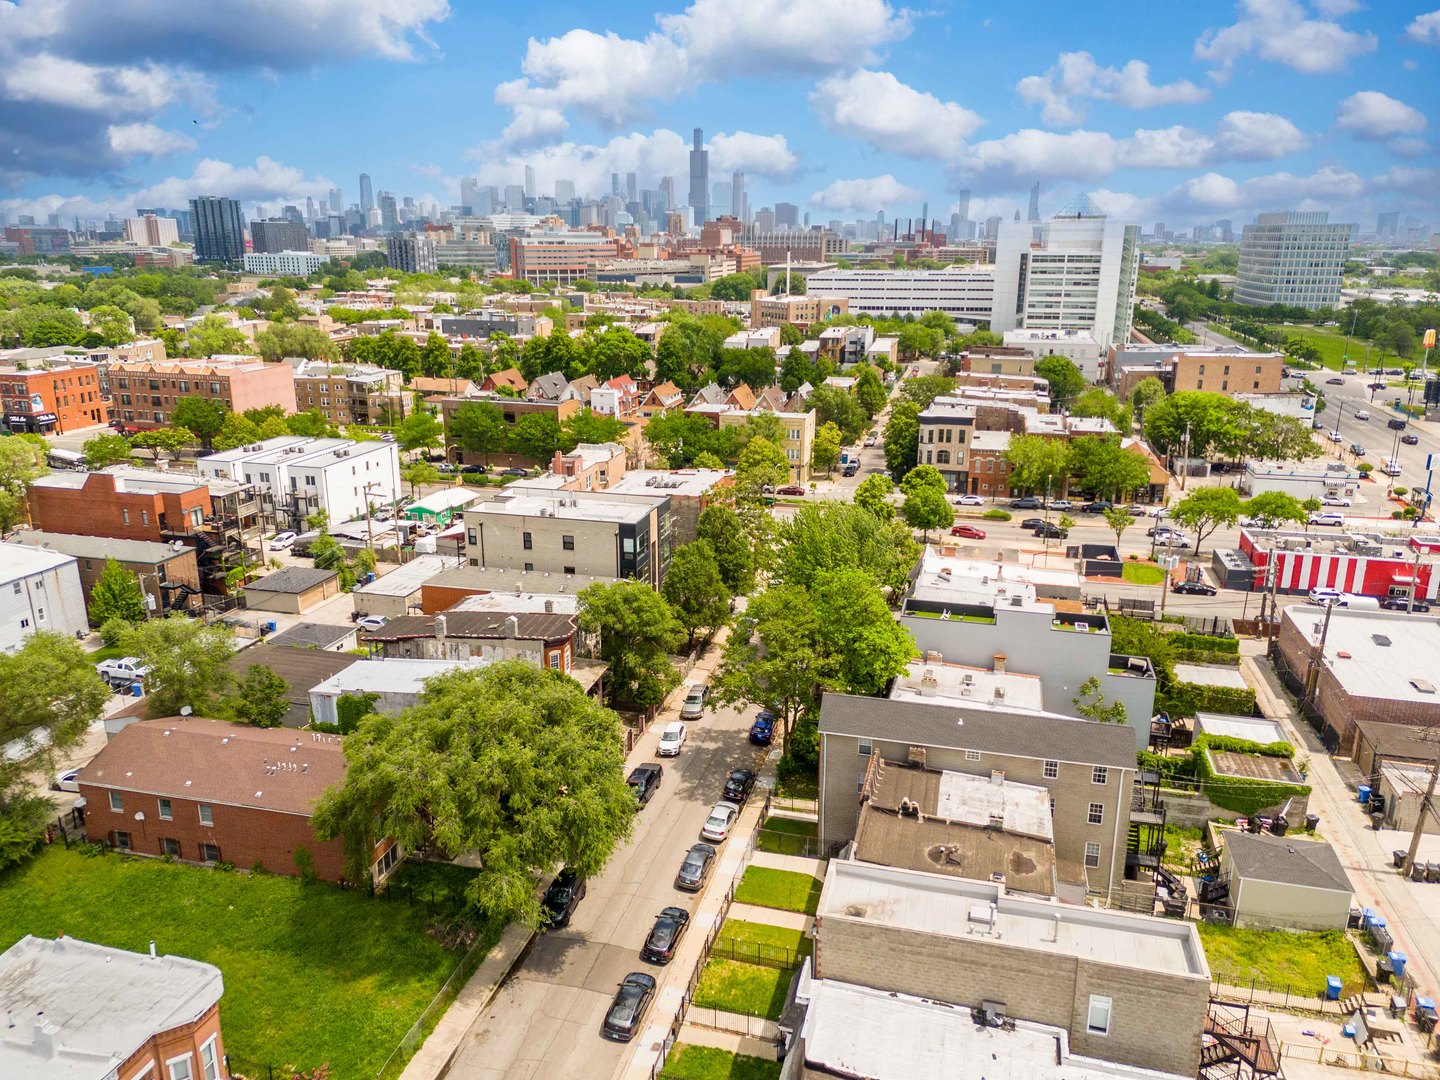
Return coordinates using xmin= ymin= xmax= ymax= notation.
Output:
xmin=134 ymin=812 xmax=145 ymax=821
xmin=180 ymin=706 xmax=193 ymax=716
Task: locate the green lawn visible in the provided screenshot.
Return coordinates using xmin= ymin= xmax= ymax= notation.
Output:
xmin=734 ymin=867 xmax=823 ymax=915
xmin=88 ymin=643 xmax=130 ymax=663
xmin=755 ymin=817 xmax=818 ymax=856
xmin=773 ymin=772 xmax=818 ymax=801
xmin=713 ymin=919 xmax=812 ymax=968
xmin=662 ymin=1043 xmax=781 ymax=1080
xmin=1122 ymin=562 xmax=1166 ymax=585
xmin=1198 ymin=924 xmax=1367 ymax=996
xmin=0 ymin=848 xmax=499 ymax=1076
xmin=1262 ymin=324 xmax=1385 ymax=371
xmin=692 ymin=958 xmax=793 ymax=1019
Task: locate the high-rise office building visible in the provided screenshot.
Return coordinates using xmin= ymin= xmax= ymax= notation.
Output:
xmin=460 ymin=177 xmax=482 ymax=215
xmin=554 ymin=179 xmax=575 ymax=203
xmin=991 ymin=207 xmax=1140 ymax=347
xmin=611 ymin=173 xmax=621 ymax=196
xmin=503 ymin=185 xmax=525 ymax=210
xmin=1027 ymin=182 xmax=1040 ymax=223
xmin=328 ymin=188 xmax=344 ymax=213
xmin=189 ymin=196 xmax=246 ymax=265
xmin=524 ymin=166 xmax=536 ymax=199
xmin=1235 ymin=211 xmax=1350 ymax=310
xmin=377 ymin=193 xmax=399 ymax=231
xmin=1216 ymin=219 xmax=1234 ymax=244
xmin=753 ymin=207 xmax=776 ymax=233
xmin=250 ymin=218 xmax=308 ymax=254
xmin=775 ymin=202 xmax=799 ymax=229
xmin=1376 ymin=211 xmax=1400 ymax=240
xmin=124 ymin=214 xmax=179 ymax=247
xmin=387 ymin=233 xmax=437 ymax=274
xmin=625 ymin=172 xmax=638 ymax=204
xmin=956 ymin=188 xmax=971 ymax=224
xmin=711 ymin=181 xmax=732 ymax=217
xmin=1152 ymin=222 xmax=1166 ymax=240
xmin=689 ymin=128 xmax=709 ymax=225
xmin=359 ymin=174 xmax=374 ymax=213
xmin=659 ymin=176 xmax=676 ymax=209
xmin=732 ymin=171 xmax=746 ymax=221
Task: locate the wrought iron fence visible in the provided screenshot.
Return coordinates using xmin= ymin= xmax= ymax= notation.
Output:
xmin=706 ymin=936 xmax=808 ymax=971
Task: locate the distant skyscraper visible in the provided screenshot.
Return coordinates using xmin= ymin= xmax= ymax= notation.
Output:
xmin=554 ymin=179 xmax=575 ymax=202
xmin=689 ymin=128 xmax=709 ymax=225
xmin=1153 ymin=222 xmax=1166 ymax=239
xmin=1236 ymin=211 xmax=1350 ymax=310
xmin=460 ymin=178 xmax=481 ymax=215
xmin=731 ymin=171 xmax=746 ymax=220
xmin=754 ymin=207 xmax=776 ymax=232
xmin=611 ymin=173 xmax=621 ymax=196
xmin=956 ymin=188 xmax=971 ymax=224
xmin=711 ymin=181 xmax=732 ymax=216
xmin=775 ymin=202 xmax=799 ymax=229
xmin=503 ymin=185 xmax=525 ymax=210
xmin=1216 ymin=219 xmax=1234 ymax=243
xmin=1027 ymin=182 xmax=1040 ymax=223
xmin=250 ymin=218 xmax=308 ymax=253
xmin=524 ymin=166 xmax=536 ymax=199
xmin=625 ymin=172 xmax=638 ymax=204
xmin=949 ymin=212 xmax=962 ymax=240
xmin=359 ymin=174 xmax=374 ymax=213
xmin=378 ymin=193 xmax=399 ymax=231
xmin=659 ymin=176 xmax=676 ymax=210
xmin=387 ymin=232 xmax=437 ymax=274
xmin=984 ymin=216 xmax=1002 ymax=241
xmin=1376 ymin=211 xmax=1400 ymax=240
xmin=328 ymin=187 xmax=344 ymax=213
xmin=189 ymin=196 xmax=245 ymax=265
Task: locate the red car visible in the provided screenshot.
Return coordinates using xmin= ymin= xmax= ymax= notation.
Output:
xmin=776 ymin=485 xmax=806 ymax=496
xmin=950 ymin=524 xmax=986 ymax=539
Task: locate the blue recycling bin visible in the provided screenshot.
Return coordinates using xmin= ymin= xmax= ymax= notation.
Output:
xmin=1390 ymin=952 xmax=1408 ymax=978
xmin=1326 ymin=976 xmax=1343 ymax=1000
xmin=1361 ymin=907 xmax=1376 ymax=927
xmin=130 ymin=681 xmax=142 ymax=697
xmin=264 ymin=620 xmax=277 ymax=634
xmin=1359 ymin=785 xmax=1372 ymax=803
xmin=1343 ymin=1023 xmax=1356 ymax=1038
xmin=1370 ymin=915 xmax=1388 ymax=930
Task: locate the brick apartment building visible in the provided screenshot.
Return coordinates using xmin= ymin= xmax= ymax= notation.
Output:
xmin=509 ymin=232 xmax=624 ymax=285
xmin=0 ymin=935 xmax=227 ymax=1080
xmin=80 ymin=717 xmax=401 ymax=884
xmin=748 ymin=289 xmax=848 ymax=330
xmin=0 ymin=357 xmax=109 ymax=433
xmin=7 ymin=530 xmax=203 ymax=618
xmin=438 ymin=394 xmax=580 ymax=469
xmin=109 ymin=358 xmax=297 ymax=428
xmin=291 ymin=358 xmax=410 ymax=426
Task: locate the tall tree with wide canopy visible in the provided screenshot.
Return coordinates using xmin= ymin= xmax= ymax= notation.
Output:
xmin=577 ymin=581 xmax=683 ymax=709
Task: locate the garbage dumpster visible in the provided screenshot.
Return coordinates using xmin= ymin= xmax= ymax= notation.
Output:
xmin=1326 ymin=976 xmax=1343 ymax=1001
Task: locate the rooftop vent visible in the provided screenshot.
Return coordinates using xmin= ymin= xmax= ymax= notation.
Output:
xmin=1373 ymin=634 xmax=1392 ymax=647
xmin=1412 ymin=679 xmax=1436 ymax=694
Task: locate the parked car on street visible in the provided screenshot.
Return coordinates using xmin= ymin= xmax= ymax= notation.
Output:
xmin=674 ymin=843 xmax=717 ymax=891
xmin=722 ymin=768 xmax=757 ymax=805
xmin=627 ymin=763 xmax=663 ymax=807
xmin=700 ymin=802 xmax=739 ymax=842
xmin=1046 ymin=499 xmax=1073 ymax=511
xmin=864 ymin=433 xmax=877 ymax=447
xmin=541 ymin=869 xmax=587 ymax=929
xmin=640 ymin=907 xmax=691 ymax=964
xmin=1033 ymin=522 xmax=1068 ymax=539
xmin=1009 ymin=496 xmax=1041 ymax=509
xmin=656 ymin=722 xmax=687 ymax=757
xmin=601 ymin=973 xmax=657 ymax=1041
xmin=953 ymin=494 xmax=984 ymax=506
xmin=1309 ymin=511 xmax=1345 ymax=526
xmin=1172 ymin=580 xmax=1217 ymax=596
xmin=1326 ymin=377 xmax=1345 ymax=385
xmin=1082 ymin=501 xmax=1114 ymax=514
xmin=1308 ymin=586 xmax=1344 ymax=605
xmin=1019 ymin=517 xmax=1044 ymax=530
xmin=950 ymin=524 xmax=986 ymax=539
xmin=1381 ymin=597 xmax=1432 ymax=612
xmin=748 ymin=713 xmax=775 ymax=746
xmin=680 ymin=683 xmax=708 ymax=719
xmin=777 ymin=485 xmax=806 ymax=496
xmin=1321 ymin=495 xmax=1352 ymax=507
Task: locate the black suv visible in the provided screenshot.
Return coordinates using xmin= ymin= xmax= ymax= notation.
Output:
xmin=722 ymin=768 xmax=757 ymax=805
xmin=541 ymin=869 xmax=586 ymax=929
xmin=1082 ymin=500 xmax=1114 ymax=514
xmin=1033 ymin=522 xmax=1069 ymax=539
xmin=627 ymin=763 xmax=663 ymax=808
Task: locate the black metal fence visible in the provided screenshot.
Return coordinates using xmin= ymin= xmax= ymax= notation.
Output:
xmin=706 ymin=936 xmax=809 ymax=971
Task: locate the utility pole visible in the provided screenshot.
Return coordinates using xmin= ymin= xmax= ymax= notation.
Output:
xmin=1264 ymin=553 xmax=1281 ymax=642
xmin=1177 ymin=421 xmax=1193 ymax=491
xmin=1402 ymin=749 xmax=1440 ymax=881
xmin=1300 ymin=600 xmax=1336 ymax=713
xmin=1409 ymin=542 xmax=1424 ymax=614
xmin=1157 ymin=529 xmax=1178 ymax=622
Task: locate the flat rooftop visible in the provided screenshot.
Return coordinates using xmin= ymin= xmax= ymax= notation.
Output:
xmin=819 ymin=859 xmax=1209 ymax=980
xmin=1194 ymin=713 xmax=1286 ymax=744
xmin=0 ymin=935 xmax=225 ymax=1080
xmin=798 ymin=977 xmax=1192 ymax=1080
xmin=311 ymin=658 xmax=487 ymax=697
xmin=471 ymin=492 xmax=656 ymax=524
xmin=423 ymin=565 xmax=615 ymax=595
xmin=350 ymin=554 xmax=457 ymax=598
xmin=406 ymin=488 xmax=483 ymax=513
xmin=7 ymin=530 xmax=193 ymax=565
xmin=1284 ymin=605 xmax=1440 ymax=706
xmin=890 ymin=659 xmax=1045 ymax=713
xmin=608 ymin=469 xmax=732 ymax=498
xmin=0 ymin=542 xmax=73 ymax=581
xmin=912 ymin=546 xmax=1082 ymax=600
xmin=1172 ymin=663 xmax=1249 ymax=691
xmin=448 ymin=591 xmax=580 ymax=615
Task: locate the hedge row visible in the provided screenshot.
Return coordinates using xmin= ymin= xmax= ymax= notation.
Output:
xmin=1158 ymin=682 xmax=1257 ymax=717
xmin=1172 ymin=648 xmax=1242 ymax=667
xmin=1197 ymin=734 xmax=1294 ymax=759
xmin=1168 ymin=632 xmax=1240 ymax=654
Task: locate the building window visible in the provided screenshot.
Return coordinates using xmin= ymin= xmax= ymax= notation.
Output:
xmin=1043 ymin=760 xmax=1059 ymax=779
xmin=562 ymin=534 xmax=575 ymax=550
xmin=113 ymin=831 xmax=132 ymax=851
xmin=1087 ymin=803 xmax=1104 ymax=825
xmin=158 ymin=798 xmax=173 ymax=821
xmin=522 ymin=531 xmax=532 ymax=550
xmin=122 ymin=509 xmax=130 ymax=524
xmin=1091 ymin=766 xmax=1108 ymax=785
xmin=858 ymin=738 xmax=872 ymax=757
xmin=162 ymin=837 xmax=181 ymax=857
xmin=1084 ymin=841 xmax=1101 ymax=869
xmin=524 ymin=562 xmax=534 ymax=572
xmin=549 ymin=653 xmax=561 ymax=669
xmin=1086 ymin=995 xmax=1112 ymax=1036
xmin=563 ymin=566 xmax=575 ymax=574
xmin=109 ymin=791 xmax=123 ymax=813
xmin=200 ymin=1038 xmax=220 ymax=1080
xmin=965 ymin=749 xmax=981 ymax=761
xmin=141 ymin=510 xmax=149 ymax=525
xmin=200 ymin=843 xmax=221 ymax=863
xmin=167 ymin=1052 xmax=195 ymax=1080
xmin=198 ymin=804 xmax=213 ymax=827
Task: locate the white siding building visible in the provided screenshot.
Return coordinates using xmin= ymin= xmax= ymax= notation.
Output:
xmin=197 ymin=436 xmax=401 ymax=529
xmin=806 ymin=266 xmax=996 ymax=325
xmin=0 ymin=545 xmax=88 ymax=653
xmin=242 ymin=250 xmax=326 ymax=276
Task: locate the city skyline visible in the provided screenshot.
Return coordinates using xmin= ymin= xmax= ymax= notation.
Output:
xmin=0 ymin=1 xmax=1437 ymax=232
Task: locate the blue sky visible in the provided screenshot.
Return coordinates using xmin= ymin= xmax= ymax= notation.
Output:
xmin=1 ymin=0 xmax=1437 ymax=231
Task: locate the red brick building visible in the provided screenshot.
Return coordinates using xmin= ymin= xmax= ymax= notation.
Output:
xmin=79 ymin=717 xmax=400 ymax=883
xmin=109 ymin=358 xmax=297 ymax=429
xmin=0 ymin=358 xmax=109 ymax=433
xmin=29 ymin=469 xmax=211 ymax=542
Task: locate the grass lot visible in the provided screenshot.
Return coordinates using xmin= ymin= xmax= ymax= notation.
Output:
xmin=1161 ymin=824 xmax=1205 ymax=870
xmin=693 ymin=958 xmax=793 ymax=1019
xmin=714 ymin=919 xmax=813 ymax=968
xmin=0 ymin=848 xmax=497 ymax=1076
xmin=773 ymin=772 xmax=818 ymax=801
xmin=755 ymin=817 xmax=818 ymax=856
xmin=88 ymin=643 xmax=130 ymax=663
xmin=662 ymin=1043 xmax=781 ymax=1080
xmin=1122 ymin=562 xmax=1166 ymax=585
xmin=1199 ymin=924 xmax=1367 ymax=996
xmin=734 ymin=867 xmax=823 ymax=915
xmin=1262 ymin=324 xmax=1383 ymax=371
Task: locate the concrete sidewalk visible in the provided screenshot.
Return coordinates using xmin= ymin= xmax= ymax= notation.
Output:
xmin=673 ymin=1023 xmax=778 ymax=1061
xmin=725 ymin=901 xmax=812 ymax=932
xmin=748 ymin=850 xmax=826 ymax=878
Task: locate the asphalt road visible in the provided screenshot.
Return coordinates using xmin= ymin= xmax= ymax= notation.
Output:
xmin=448 ymin=690 xmax=765 ymax=1080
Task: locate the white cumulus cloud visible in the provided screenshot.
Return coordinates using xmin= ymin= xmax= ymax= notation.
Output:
xmin=1211 ymin=110 xmax=1309 ymax=158
xmin=106 ymin=122 xmax=197 ymax=158
xmin=1406 ymin=9 xmax=1440 ymax=45
xmin=1016 ymin=51 xmax=1208 ymax=126
xmin=1335 ymin=91 xmax=1428 ymax=139
xmin=709 ymin=132 xmax=800 ymax=180
xmin=659 ymin=0 xmax=909 ymax=75
xmin=810 ymin=175 xmax=923 ymax=213
xmin=1195 ymin=0 xmax=1376 ymax=79
xmin=811 ymin=70 xmax=981 ymax=159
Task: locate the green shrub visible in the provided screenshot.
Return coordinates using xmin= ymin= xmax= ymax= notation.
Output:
xmin=1394 ymin=487 xmax=1408 ymax=496
xmin=1169 ymin=633 xmax=1240 ymax=654
xmin=982 ymin=509 xmax=1012 ymax=521
xmin=294 ymin=846 xmax=317 ymax=885
xmin=1139 ymin=750 xmax=1196 ymax=780
xmin=777 ymin=719 xmax=818 ymax=784
xmin=1192 ymin=745 xmax=1310 ymax=817
xmin=1158 ymin=682 xmax=1257 ymax=717
xmin=1172 ymin=648 xmax=1242 ymax=667
xmin=99 ymin=616 xmax=132 ymax=647
xmin=1196 ymin=734 xmax=1294 ymax=759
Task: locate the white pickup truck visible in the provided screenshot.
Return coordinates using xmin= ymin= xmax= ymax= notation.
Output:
xmin=95 ymin=656 xmax=149 ymax=687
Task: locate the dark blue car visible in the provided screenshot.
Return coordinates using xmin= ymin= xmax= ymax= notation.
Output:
xmin=749 ymin=712 xmax=775 ymax=746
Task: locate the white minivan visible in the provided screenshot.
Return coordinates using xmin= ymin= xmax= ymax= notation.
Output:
xmin=1307 ymin=587 xmax=1343 ymax=605
xmin=1381 ymin=458 xmax=1403 ymax=476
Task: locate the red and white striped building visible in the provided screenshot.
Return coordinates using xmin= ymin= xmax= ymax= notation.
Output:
xmin=1237 ymin=529 xmax=1440 ymax=601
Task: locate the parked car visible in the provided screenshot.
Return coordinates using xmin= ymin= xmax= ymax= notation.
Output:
xmin=51 ymin=767 xmax=82 ymax=792
xmin=1019 ymin=517 xmax=1045 ymax=530
xmin=640 ymin=907 xmax=691 ymax=964
xmin=379 ymin=432 xmax=396 ymax=442
xmin=776 ymin=485 xmax=807 ymax=496
xmin=700 ymin=802 xmax=739 ymax=842
xmin=95 ymin=657 xmax=149 ymax=686
xmin=1009 ymin=496 xmax=1041 ymax=509
xmin=722 ymin=768 xmax=757 ymax=805
xmin=1082 ymin=501 xmax=1114 ymax=514
xmin=1354 ymin=410 xmax=1371 ymax=421
xmin=674 ymin=843 xmax=718 ymax=891
xmin=1402 ymin=434 xmax=1421 ymax=445
xmin=1382 ymin=597 xmax=1432 ymax=612
xmin=656 ymin=722 xmax=687 ymax=757
xmin=1309 ymin=510 xmax=1345 ymax=526
xmin=950 ymin=524 xmax=986 ymax=539
xmin=748 ymin=712 xmax=775 ymax=747
xmin=953 ymin=494 xmax=984 ymax=506
xmin=1312 ymin=419 xmax=1326 ymax=430
xmin=460 ymin=464 xmax=487 ymax=475
xmin=356 ymin=615 xmax=387 ymax=632
xmin=1350 ymin=444 xmax=1367 ymax=457
xmin=863 ymin=434 xmax=878 ymax=447
xmin=502 ymin=467 xmax=528 ymax=477
xmin=841 ymin=462 xmax=859 ymax=478
xmin=1148 ymin=506 xmax=1171 ymax=518
xmin=627 ymin=763 xmax=663 ymax=807
xmin=541 ymin=869 xmax=587 ymax=929
xmin=1308 ymin=586 xmax=1344 ymax=605
xmin=1326 ymin=376 xmax=1345 ymax=385
xmin=1033 ymin=522 xmax=1068 ymax=539
xmin=270 ymin=530 xmax=298 ymax=550
xmin=1371 ymin=382 xmax=1388 ymax=391
xmin=679 ymin=683 xmax=709 ymax=719
xmin=1126 ymin=504 xmax=1148 ymax=516
xmin=601 ymin=973 xmax=657 ymax=1041
xmin=1172 ymin=580 xmax=1217 ymax=596
xmin=1328 ymin=431 xmax=1344 ymax=443
xmin=1320 ymin=495 xmax=1352 ymax=507
xmin=1046 ymin=499 xmax=1073 ymax=512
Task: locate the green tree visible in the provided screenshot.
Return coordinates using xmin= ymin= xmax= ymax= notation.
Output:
xmin=1072 ymin=676 xmax=1128 ymax=725
xmin=883 ymin=398 xmax=920 ymax=481
xmin=811 ymin=570 xmax=916 ymax=695
xmin=717 ymin=346 xmax=779 ymax=389
xmin=696 ymin=504 xmax=755 ymax=594
xmin=419 ymin=332 xmax=453 ymax=379
xmin=854 ymin=473 xmax=895 ymax=521
xmin=899 ymin=374 xmax=956 ymax=410
xmin=312 ymin=662 xmax=634 ymax=924
xmin=227 ymin=664 xmax=290 ymax=728
xmin=809 ymin=385 xmax=867 ymax=442
xmin=1004 ymin=433 xmax=1071 ymax=494
xmin=1243 ymin=491 xmax=1307 ymax=529
xmin=448 ymin=401 xmax=508 ymax=456
xmin=812 ymin=421 xmax=841 ymax=475
xmin=710 ymin=273 xmax=761 ymax=301
xmin=1171 ymin=486 xmax=1242 ymax=558
xmin=286 ymin=408 xmax=339 ymax=438
xmin=1102 ymin=507 xmax=1134 ymax=548
xmin=900 ymin=466 xmax=951 ymax=539
xmin=82 ymin=433 xmax=133 ymax=469
xmin=900 ymin=464 xmax=946 ymax=498
xmin=779 ymin=323 xmax=805 ymax=347
xmin=120 ymin=615 xmax=237 ymax=719
xmin=774 ymin=502 xmax=920 ymax=597
xmin=170 ymin=397 xmax=229 ymax=449
xmin=735 ymin=436 xmax=791 ymax=497
xmin=397 ymin=410 xmax=444 ymax=453
xmin=0 ymin=437 xmax=47 ymax=533
xmin=254 ymin=322 xmax=338 ymax=362
xmin=211 ymin=412 xmax=261 ymax=452
xmin=854 ymin=365 xmax=888 ymax=418
xmin=577 ymin=581 xmax=684 ymax=709
xmin=662 ymin=541 xmax=732 ymax=650
xmin=130 ymin=427 xmax=194 ymax=462
xmin=1142 ymin=390 xmax=1232 ymax=459
xmin=508 ymin=412 xmax=564 ymax=463
xmin=1035 ymin=355 xmax=1087 ymax=411
xmin=185 ymin=314 xmax=247 ymax=358
xmin=1129 ymin=376 xmax=1167 ymax=419
xmin=89 ymin=558 xmax=146 ymax=624
xmin=87 ymin=304 xmax=135 ymax=346
xmin=561 ymin=408 xmax=627 ymax=451
xmin=1067 ymin=436 xmax=1150 ymax=500
xmin=711 ymin=584 xmax=828 ymax=743
xmin=402 ymin=460 xmax=441 ymax=499
xmin=692 ymin=450 xmax=726 ymax=469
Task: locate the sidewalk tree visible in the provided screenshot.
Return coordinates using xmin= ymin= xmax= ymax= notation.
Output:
xmin=122 ymin=614 xmax=237 ymax=719
xmin=89 ymin=558 xmax=146 ymax=624
xmin=735 ymin=436 xmax=790 ymax=498
xmin=82 ymin=433 xmax=133 ymax=469
xmin=854 ymin=366 xmax=887 ymax=418
xmin=811 ymin=570 xmax=916 ymax=696
xmin=397 ymin=410 xmax=444 ymax=454
xmin=1171 ymin=486 xmax=1242 ymax=557
xmin=577 ymin=580 xmax=684 ymax=709
xmin=130 ymin=426 xmax=194 ymax=462
xmin=662 ymin=541 xmax=732 ymax=650
xmin=810 ymin=385 xmax=866 ymax=443
xmin=697 ymin=504 xmax=756 ymax=594
xmin=882 ymin=398 xmax=920 ymax=480
xmin=312 ymin=662 xmax=634 ymax=926
xmin=211 ymin=412 xmax=261 ymax=452
xmin=900 ymin=466 xmax=952 ymax=540
xmin=507 ymin=412 xmax=563 ymax=463
xmin=812 ymin=422 xmax=841 ymax=475
xmin=227 ymin=664 xmax=290 ymax=728
xmin=1243 ymin=491 xmax=1306 ymax=529
xmin=0 ymin=437 xmax=48 ymax=534
xmin=711 ymin=584 xmax=829 ymax=743
xmin=774 ymin=502 xmax=919 ymax=597
xmin=1067 ymin=436 xmax=1149 ymax=501
xmin=1129 ymin=376 xmax=1167 ymax=420
xmin=402 ymin=460 xmax=441 ymax=499
xmin=1004 ymin=433 xmax=1071 ymax=495
xmin=854 ymin=474 xmax=895 ymax=522
xmin=1102 ymin=507 xmax=1134 ymax=548
xmin=170 ymin=397 xmax=228 ymax=449
xmin=448 ymin=401 xmax=509 ymax=456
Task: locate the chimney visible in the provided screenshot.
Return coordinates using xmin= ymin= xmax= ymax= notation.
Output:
xmin=544 ymin=599 xmax=555 ymax=614
xmin=33 ymin=1013 xmax=55 ymax=1059
xmin=434 ymin=614 xmax=447 ymax=643
xmin=504 ymin=615 xmax=519 ymax=638
xmin=992 ymin=654 xmax=1007 ymax=674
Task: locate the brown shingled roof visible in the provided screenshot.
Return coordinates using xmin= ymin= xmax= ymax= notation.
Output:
xmin=361 ymin=611 xmax=577 ymax=643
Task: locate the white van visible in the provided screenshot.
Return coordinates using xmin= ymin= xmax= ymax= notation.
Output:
xmin=1382 ymin=458 xmax=1403 ymax=476
xmin=1337 ymin=594 xmax=1381 ymax=610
